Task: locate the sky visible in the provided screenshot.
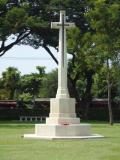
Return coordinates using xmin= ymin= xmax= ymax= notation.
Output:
xmin=0 ymin=45 xmax=58 ymax=77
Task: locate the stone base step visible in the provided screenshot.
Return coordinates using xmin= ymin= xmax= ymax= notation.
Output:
xmin=24 ymin=134 xmax=104 ymax=140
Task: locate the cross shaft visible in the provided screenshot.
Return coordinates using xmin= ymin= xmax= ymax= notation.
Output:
xmin=51 ymin=10 xmax=75 ymax=98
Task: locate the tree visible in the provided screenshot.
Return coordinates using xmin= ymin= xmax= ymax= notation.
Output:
xmin=0 ymin=67 xmax=21 ymax=99
xmin=0 ymin=0 xmax=91 ymax=66
xmin=40 ymin=69 xmax=58 ymax=98
xmin=0 ymin=0 xmax=59 ymax=63
xmin=36 ymin=66 xmax=46 ymax=76
xmin=20 ymin=66 xmax=46 ymax=100
xmin=67 ymin=26 xmax=104 ymax=119
xmin=0 ymin=1 xmax=31 ymax=56
xmin=85 ymin=0 xmax=120 ymax=124
xmin=92 ymin=60 xmax=120 ymax=121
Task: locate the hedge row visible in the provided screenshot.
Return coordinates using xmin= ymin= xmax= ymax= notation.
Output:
xmin=0 ymin=108 xmax=50 ymax=120
xmin=0 ymin=107 xmax=120 ymax=121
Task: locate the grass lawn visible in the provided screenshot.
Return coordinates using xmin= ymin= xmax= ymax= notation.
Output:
xmin=0 ymin=121 xmax=120 ymax=160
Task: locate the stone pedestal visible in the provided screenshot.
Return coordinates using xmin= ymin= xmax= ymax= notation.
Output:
xmin=35 ymin=124 xmax=91 ymax=137
xmin=46 ymin=98 xmax=80 ymax=124
xmin=24 ymin=98 xmax=103 ymax=139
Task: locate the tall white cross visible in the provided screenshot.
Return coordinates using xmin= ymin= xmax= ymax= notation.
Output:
xmin=51 ymin=10 xmax=75 ymax=98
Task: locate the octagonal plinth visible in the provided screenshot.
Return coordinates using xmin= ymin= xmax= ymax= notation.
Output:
xmin=35 ymin=124 xmax=91 ymax=137
xmin=24 ymin=123 xmax=104 ymax=139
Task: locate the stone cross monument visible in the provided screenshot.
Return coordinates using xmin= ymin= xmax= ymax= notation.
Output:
xmin=24 ymin=10 xmax=103 ymax=139
xmin=46 ymin=10 xmax=80 ymax=125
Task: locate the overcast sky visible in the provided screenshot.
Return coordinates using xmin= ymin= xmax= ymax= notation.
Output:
xmin=0 ymin=45 xmax=58 ymax=77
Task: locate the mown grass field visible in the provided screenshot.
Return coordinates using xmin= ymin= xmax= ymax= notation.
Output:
xmin=0 ymin=121 xmax=120 ymax=160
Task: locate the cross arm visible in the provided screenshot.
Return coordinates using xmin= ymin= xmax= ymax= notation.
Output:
xmin=51 ymin=22 xmax=60 ymax=29
xmin=64 ymin=23 xmax=76 ymax=29
xmin=51 ymin=22 xmax=76 ymax=29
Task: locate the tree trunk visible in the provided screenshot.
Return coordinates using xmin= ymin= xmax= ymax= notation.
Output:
xmin=68 ymin=78 xmax=80 ymax=102
xmin=107 ymin=59 xmax=114 ymax=125
xmin=82 ymin=71 xmax=93 ymax=120
xmin=107 ymin=72 xmax=114 ymax=125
